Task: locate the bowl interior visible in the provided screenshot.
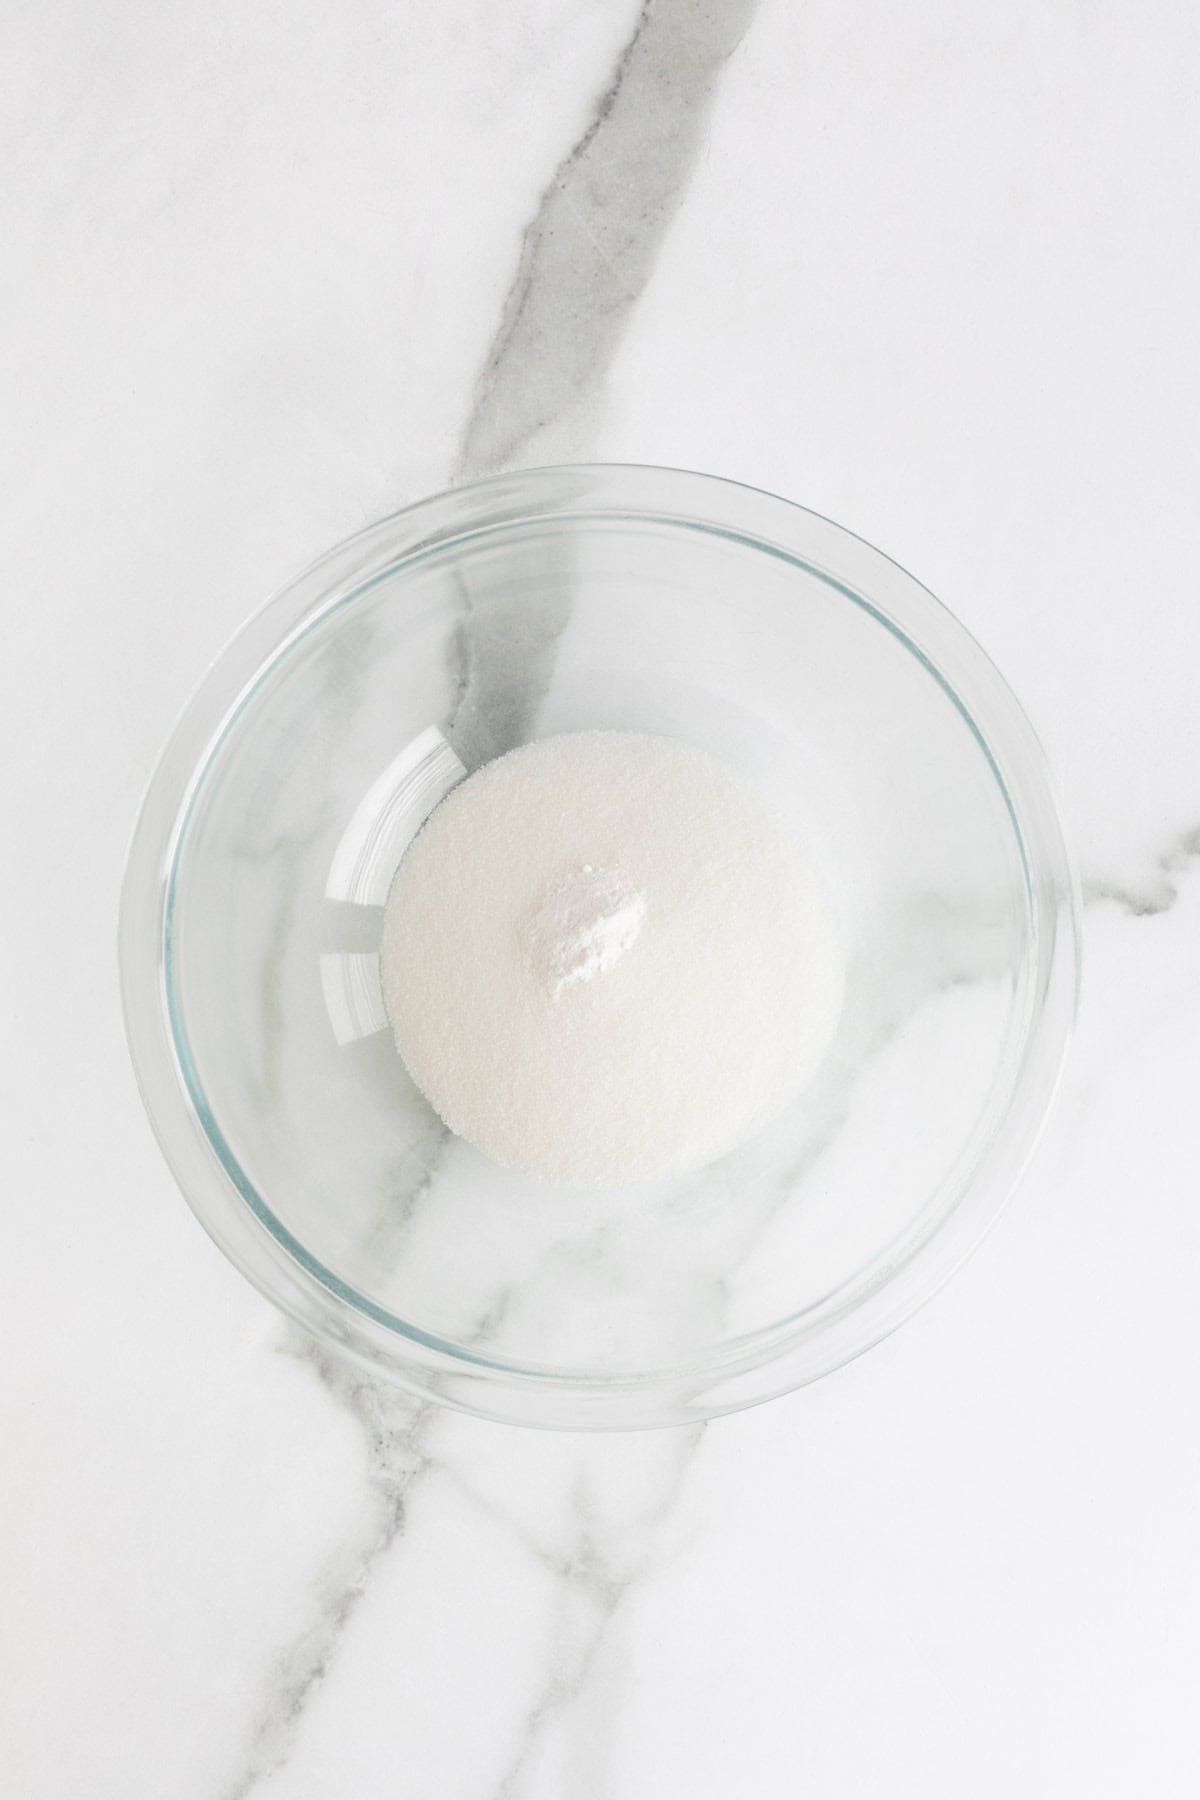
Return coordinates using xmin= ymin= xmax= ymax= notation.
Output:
xmin=164 ymin=493 xmax=1036 ymax=1384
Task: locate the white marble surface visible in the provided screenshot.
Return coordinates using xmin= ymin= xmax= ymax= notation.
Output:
xmin=3 ymin=2 xmax=1199 ymax=1794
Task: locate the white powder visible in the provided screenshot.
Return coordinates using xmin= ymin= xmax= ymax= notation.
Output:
xmin=526 ymin=864 xmax=646 ymax=995
xmin=380 ymin=730 xmax=843 ymax=1185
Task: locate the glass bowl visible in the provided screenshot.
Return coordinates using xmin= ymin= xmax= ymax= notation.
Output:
xmin=120 ymin=465 xmax=1080 ymax=1428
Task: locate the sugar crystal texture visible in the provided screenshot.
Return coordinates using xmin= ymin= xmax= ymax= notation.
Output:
xmin=380 ymin=730 xmax=843 ymax=1185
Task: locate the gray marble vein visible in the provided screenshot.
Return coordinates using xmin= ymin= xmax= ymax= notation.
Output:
xmin=443 ymin=547 xmax=575 ymax=770
xmin=446 ymin=0 xmax=760 ymax=771
xmin=455 ymin=0 xmax=759 ymax=478
xmin=453 ymin=1427 xmax=707 ymax=1800
xmin=1083 ymin=823 xmax=1200 ymax=917
xmin=356 ymin=1114 xmax=451 ymax=1273
xmin=219 ymin=1342 xmax=437 ymax=1800
xmin=490 ymin=1533 xmax=648 ymax=1799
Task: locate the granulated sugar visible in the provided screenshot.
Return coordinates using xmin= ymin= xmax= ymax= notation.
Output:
xmin=380 ymin=730 xmax=843 ymax=1185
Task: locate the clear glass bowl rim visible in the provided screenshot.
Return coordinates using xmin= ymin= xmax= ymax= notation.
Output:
xmin=119 ymin=463 xmax=1081 ymax=1429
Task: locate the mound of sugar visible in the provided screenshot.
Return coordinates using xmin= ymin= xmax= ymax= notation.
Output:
xmin=380 ymin=730 xmax=842 ymax=1185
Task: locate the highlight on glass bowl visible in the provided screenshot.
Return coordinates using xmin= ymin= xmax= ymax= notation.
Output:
xmin=120 ymin=464 xmax=1080 ymax=1428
